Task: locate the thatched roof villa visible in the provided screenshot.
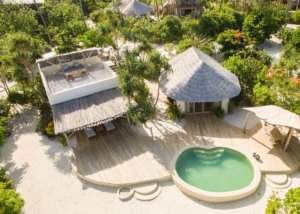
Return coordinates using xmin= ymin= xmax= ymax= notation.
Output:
xmin=3 ymin=0 xmax=44 ymax=4
xmin=160 ymin=47 xmax=241 ymax=114
xmin=37 ymin=48 xmax=127 ymax=135
xmin=119 ymin=0 xmax=154 ymax=17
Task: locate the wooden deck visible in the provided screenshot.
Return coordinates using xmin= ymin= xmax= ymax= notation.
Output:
xmin=71 ymin=115 xmax=300 ymax=186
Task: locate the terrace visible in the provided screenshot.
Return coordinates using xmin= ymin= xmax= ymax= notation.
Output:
xmin=70 ymin=114 xmax=300 ymax=187
xmin=37 ymin=48 xmax=117 ymax=105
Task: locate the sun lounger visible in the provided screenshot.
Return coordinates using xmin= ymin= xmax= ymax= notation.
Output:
xmin=104 ymin=121 xmax=115 ymax=131
xmin=84 ymin=127 xmax=96 ymax=138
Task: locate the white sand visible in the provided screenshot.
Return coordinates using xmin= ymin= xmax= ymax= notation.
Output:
xmin=1 ymin=108 xmax=300 ymax=214
xmin=259 ymin=35 xmax=283 ymax=65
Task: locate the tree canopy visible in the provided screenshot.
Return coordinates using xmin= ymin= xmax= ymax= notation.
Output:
xmin=243 ymin=3 xmax=290 ymax=44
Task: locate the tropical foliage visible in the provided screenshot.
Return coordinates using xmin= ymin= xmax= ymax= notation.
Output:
xmin=217 ymin=30 xmax=250 ymax=57
xmin=0 ymin=169 xmax=24 ymax=214
xmin=243 ymin=3 xmax=290 ymax=44
xmin=199 ymin=9 xmax=244 ymax=37
xmin=223 ymin=55 xmax=268 ymax=102
xmin=117 ymin=48 xmax=170 ymax=123
xmin=41 ymin=1 xmax=86 ymax=53
xmin=280 ymin=27 xmax=300 ymax=71
xmin=266 ymin=188 xmax=300 ymax=214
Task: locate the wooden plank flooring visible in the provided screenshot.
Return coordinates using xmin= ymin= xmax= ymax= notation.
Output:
xmin=72 ymin=115 xmax=300 ymax=186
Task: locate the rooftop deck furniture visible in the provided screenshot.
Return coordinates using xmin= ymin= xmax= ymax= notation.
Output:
xmin=104 ymin=121 xmax=115 ymax=131
xmin=65 ymin=68 xmax=88 ymax=80
xmin=84 ymin=127 xmax=96 ymax=138
xmin=73 ymin=61 xmax=81 ymax=68
xmin=62 ymin=64 xmax=69 ymax=72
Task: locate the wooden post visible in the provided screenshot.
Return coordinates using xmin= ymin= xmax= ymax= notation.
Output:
xmin=63 ymin=132 xmax=70 ymax=146
xmin=243 ymin=112 xmax=251 ymax=133
xmin=284 ymin=128 xmax=294 ymax=151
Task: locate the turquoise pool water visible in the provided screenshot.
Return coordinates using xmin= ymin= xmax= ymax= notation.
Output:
xmin=175 ymin=147 xmax=254 ymax=192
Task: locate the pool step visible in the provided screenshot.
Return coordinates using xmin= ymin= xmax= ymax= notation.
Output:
xmin=193 ymin=149 xmax=225 ymax=163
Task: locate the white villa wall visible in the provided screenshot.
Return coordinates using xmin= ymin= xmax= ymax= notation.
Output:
xmin=42 ymin=64 xmax=61 ymax=76
xmin=221 ymin=99 xmax=229 ymax=114
xmin=47 ymin=76 xmax=118 ymax=105
xmin=176 ymin=101 xmax=186 ymax=112
xmin=38 ymin=56 xmax=118 ymax=105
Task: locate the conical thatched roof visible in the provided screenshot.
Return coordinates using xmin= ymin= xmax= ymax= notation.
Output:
xmin=120 ymin=0 xmax=153 ymax=15
xmin=160 ymin=47 xmax=241 ymax=102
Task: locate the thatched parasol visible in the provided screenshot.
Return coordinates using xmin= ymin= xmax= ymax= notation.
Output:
xmin=120 ymin=0 xmax=153 ymax=16
xmin=243 ymin=105 xmax=300 ymax=151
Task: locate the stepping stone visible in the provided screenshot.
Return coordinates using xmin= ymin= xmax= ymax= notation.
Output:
xmin=265 ymin=173 xmax=288 ymax=185
xmin=264 ymin=174 xmax=292 ymax=189
xmin=133 ymin=182 xmax=158 ymax=195
xmin=117 ymin=187 xmax=134 ymax=201
xmin=134 ymin=185 xmax=162 ymax=201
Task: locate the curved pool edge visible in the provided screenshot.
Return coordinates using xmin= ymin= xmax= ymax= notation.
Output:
xmin=170 ymin=145 xmax=261 ymax=203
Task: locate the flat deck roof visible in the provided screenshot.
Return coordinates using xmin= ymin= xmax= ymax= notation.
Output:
xmin=45 ymin=64 xmax=115 ymax=94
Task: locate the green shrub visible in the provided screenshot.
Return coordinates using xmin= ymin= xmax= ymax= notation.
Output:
xmin=266 ymin=191 xmax=282 ymax=214
xmin=155 ymin=15 xmax=183 ymax=43
xmin=280 ymin=27 xmax=300 ymax=71
xmin=238 ymin=47 xmax=272 ymax=67
xmin=0 ymin=169 xmax=24 ymax=214
xmin=266 ymin=188 xmax=300 ymax=214
xmin=177 ymin=35 xmax=215 ymax=56
xmin=253 ymin=83 xmax=276 ymax=105
xmin=284 ymin=188 xmax=300 ymax=213
xmin=166 ymin=98 xmax=183 ymax=121
xmin=223 ymin=55 xmax=267 ymax=102
xmin=213 ymin=106 xmax=225 ymax=118
xmin=45 ymin=121 xmax=55 ymax=137
xmin=217 ymin=30 xmax=250 ymax=57
xmin=0 ymin=169 xmax=13 ymax=189
xmin=36 ymin=101 xmax=53 ymax=136
xmin=199 ymin=9 xmax=244 ymax=37
xmin=243 ymin=3 xmax=290 ymax=44
xmin=7 ymin=90 xmax=29 ymax=105
xmin=0 ymin=125 xmax=8 ymax=146
xmin=0 ymin=99 xmax=11 ymax=118
xmin=291 ymin=10 xmax=300 ymax=24
xmin=181 ymin=17 xmax=201 ymax=36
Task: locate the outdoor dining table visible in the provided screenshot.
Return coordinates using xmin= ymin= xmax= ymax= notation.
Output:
xmin=64 ymin=67 xmax=88 ymax=80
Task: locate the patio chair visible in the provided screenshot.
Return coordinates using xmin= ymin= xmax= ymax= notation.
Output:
xmin=73 ymin=61 xmax=81 ymax=68
xmin=62 ymin=64 xmax=69 ymax=72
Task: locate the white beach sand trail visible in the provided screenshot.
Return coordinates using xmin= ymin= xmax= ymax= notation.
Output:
xmin=0 ymin=108 xmax=299 ymax=214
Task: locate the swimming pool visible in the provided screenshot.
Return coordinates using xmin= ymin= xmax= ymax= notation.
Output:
xmin=171 ymin=146 xmax=261 ymax=202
